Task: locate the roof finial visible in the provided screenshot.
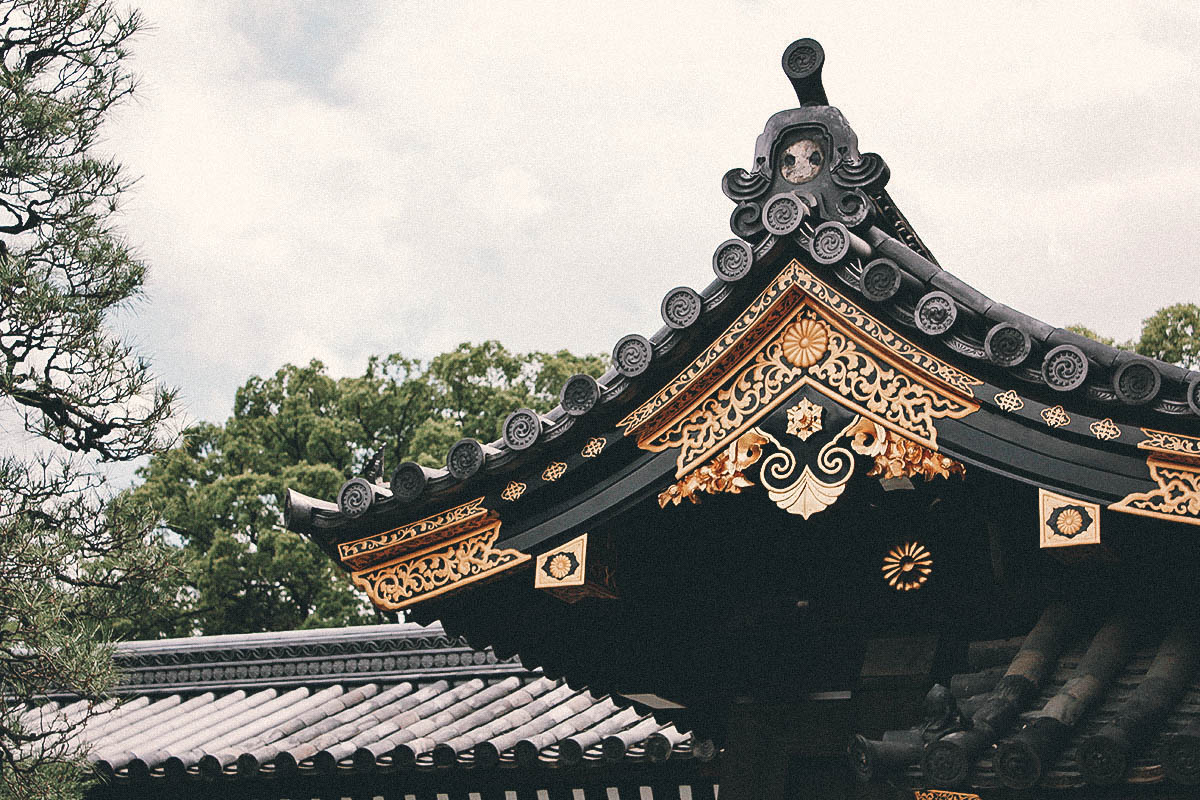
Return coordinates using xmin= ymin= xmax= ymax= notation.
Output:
xmin=781 ymin=38 xmax=827 ymax=106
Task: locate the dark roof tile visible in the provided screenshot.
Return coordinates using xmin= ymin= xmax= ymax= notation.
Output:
xmin=54 ymin=625 xmax=704 ymax=785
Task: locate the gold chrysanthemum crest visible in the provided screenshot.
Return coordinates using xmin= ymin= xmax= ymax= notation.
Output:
xmin=547 ymin=553 xmax=574 ymax=580
xmin=882 ymin=541 xmax=932 ymax=591
xmin=781 ymin=317 xmax=829 ymax=368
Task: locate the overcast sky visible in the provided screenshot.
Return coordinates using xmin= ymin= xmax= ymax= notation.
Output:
xmin=106 ymin=1 xmax=1200 ymax=428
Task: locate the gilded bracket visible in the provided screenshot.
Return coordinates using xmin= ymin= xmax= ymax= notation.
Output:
xmin=349 ymin=520 xmax=529 ymax=610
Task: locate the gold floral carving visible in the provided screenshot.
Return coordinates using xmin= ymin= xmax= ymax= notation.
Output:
xmin=1090 ymin=418 xmax=1121 ymax=441
xmin=533 ymin=533 xmax=616 ymax=602
xmin=349 ymin=521 xmax=529 ymax=610
xmin=618 ymin=260 xmax=980 ymax=440
xmin=786 ymin=397 xmax=823 ymax=441
xmin=338 ymin=497 xmax=489 ymax=570
xmin=1057 ymin=509 xmax=1084 ymax=535
xmin=994 ymin=389 xmax=1024 ymax=412
xmin=542 ymin=461 xmax=567 ymax=482
xmin=850 ymin=419 xmax=967 ymax=481
xmin=1110 ymin=458 xmax=1200 ymax=527
xmin=658 ymin=430 xmax=768 ymax=507
xmin=500 ymin=481 xmax=526 ymax=502
xmin=581 ymin=437 xmax=606 ymax=458
xmin=644 ymin=312 xmax=976 ymax=476
xmin=1041 ymin=405 xmax=1071 ymax=428
xmin=1138 ymin=428 xmax=1200 ymax=463
xmin=913 ymin=791 xmax=981 ymax=800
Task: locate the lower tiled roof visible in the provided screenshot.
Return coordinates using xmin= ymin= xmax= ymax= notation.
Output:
xmin=853 ymin=605 xmax=1200 ymax=792
xmin=28 ymin=623 xmax=716 ymax=796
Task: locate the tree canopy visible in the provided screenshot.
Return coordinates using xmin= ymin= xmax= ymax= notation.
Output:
xmin=1068 ymin=304 xmax=1200 ymax=367
xmin=0 ymin=1 xmax=174 ymax=797
xmin=123 ymin=344 xmax=605 ymax=639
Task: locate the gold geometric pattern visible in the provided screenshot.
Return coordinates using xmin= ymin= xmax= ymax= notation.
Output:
xmin=337 ymin=497 xmax=488 ymax=570
xmin=1110 ymin=458 xmax=1200 ymax=527
xmin=994 ymin=389 xmax=1024 ymax=412
xmin=500 ymin=481 xmax=526 ymax=502
xmin=1040 ymin=405 xmax=1071 ymax=428
xmin=349 ymin=522 xmax=529 ymax=610
xmin=1089 ymin=418 xmax=1121 ymax=441
xmin=541 ymin=461 xmax=567 ymax=482
xmin=882 ymin=541 xmax=933 ymax=591
xmin=581 ymin=437 xmax=606 ymax=458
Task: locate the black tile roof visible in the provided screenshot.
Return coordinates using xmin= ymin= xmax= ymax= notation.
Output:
xmin=852 ymin=605 xmax=1200 ymax=792
xmin=30 ymin=624 xmax=716 ymax=794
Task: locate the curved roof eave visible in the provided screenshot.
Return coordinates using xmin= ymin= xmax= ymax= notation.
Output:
xmin=285 ymin=37 xmax=1200 ymax=553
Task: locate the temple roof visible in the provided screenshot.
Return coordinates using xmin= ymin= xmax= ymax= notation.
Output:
xmin=36 ymin=624 xmax=713 ymax=798
xmin=277 ymin=36 xmax=1200 ymax=760
xmin=285 ymin=38 xmax=1200 ymax=553
xmin=852 ymin=606 xmax=1200 ymax=792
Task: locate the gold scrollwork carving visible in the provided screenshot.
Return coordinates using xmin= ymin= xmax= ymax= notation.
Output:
xmin=757 ymin=420 xmax=856 ymax=519
xmin=618 ymin=260 xmax=980 ymax=440
xmin=913 ymin=791 xmax=981 ymax=800
xmin=658 ymin=408 xmax=965 ymax=519
xmin=1138 ymin=428 xmax=1200 ymax=462
xmin=581 ymin=437 xmax=606 ymax=458
xmin=500 ymin=481 xmax=526 ymax=501
xmin=645 ymin=313 xmax=975 ymax=476
xmin=349 ymin=521 xmax=529 ymax=610
xmin=338 ymin=497 xmax=488 ymax=570
xmin=1110 ymin=458 xmax=1200 ymax=527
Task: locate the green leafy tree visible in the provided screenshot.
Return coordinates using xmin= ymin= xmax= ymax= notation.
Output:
xmin=0 ymin=1 xmax=175 ymax=797
xmin=124 ymin=344 xmax=605 ymax=639
xmin=1069 ymin=304 xmax=1200 ymax=369
xmin=1064 ymin=324 xmax=1117 ymax=348
xmin=1132 ymin=303 xmax=1200 ymax=369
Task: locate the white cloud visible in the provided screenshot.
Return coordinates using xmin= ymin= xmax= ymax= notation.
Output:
xmin=103 ymin=0 xmax=1200 ymax=425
